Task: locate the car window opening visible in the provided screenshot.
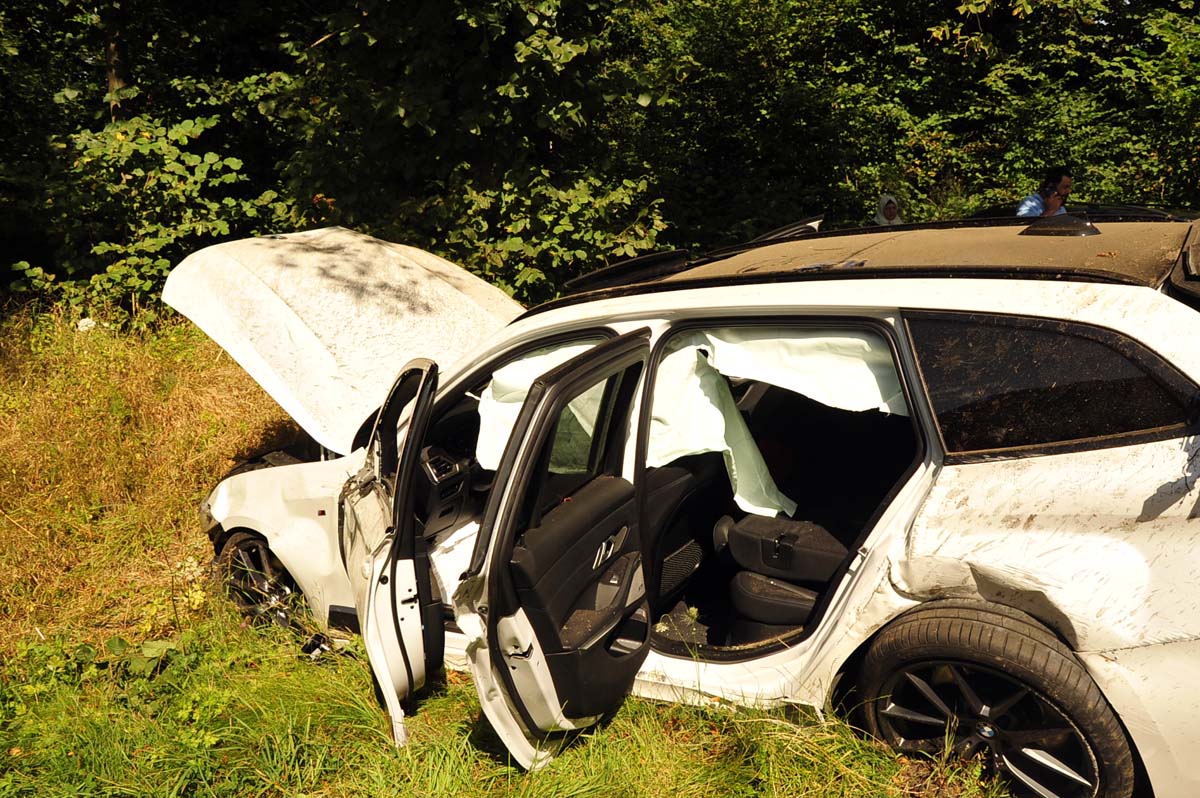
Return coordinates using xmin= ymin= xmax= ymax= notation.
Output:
xmin=412 ymin=338 xmax=608 ymax=602
xmin=412 ymin=327 xmax=920 ymax=661
xmin=643 ymin=326 xmax=919 ymax=655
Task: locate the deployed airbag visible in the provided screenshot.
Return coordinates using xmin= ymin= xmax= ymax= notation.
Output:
xmin=475 ymin=326 xmax=907 ymax=519
xmin=646 ymin=327 xmax=907 ymax=516
xmin=475 ymin=342 xmax=600 ymax=471
xmin=674 ymin=328 xmax=907 ymax=416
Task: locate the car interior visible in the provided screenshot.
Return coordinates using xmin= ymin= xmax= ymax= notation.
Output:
xmin=647 ymin=380 xmax=918 ymax=652
xmin=410 ymin=327 xmax=921 ymax=662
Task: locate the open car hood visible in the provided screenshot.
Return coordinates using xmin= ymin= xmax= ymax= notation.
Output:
xmin=163 ymin=227 xmax=523 ymax=454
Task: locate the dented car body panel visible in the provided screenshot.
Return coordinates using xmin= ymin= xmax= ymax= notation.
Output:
xmin=897 ymin=439 xmax=1200 ymax=653
xmin=203 ymin=452 xmax=360 ymax=626
xmin=181 ymin=220 xmax=1200 ymax=797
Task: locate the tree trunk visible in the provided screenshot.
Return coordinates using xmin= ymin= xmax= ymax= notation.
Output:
xmin=102 ymin=2 xmax=133 ymax=122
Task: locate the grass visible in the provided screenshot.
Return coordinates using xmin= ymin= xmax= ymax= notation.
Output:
xmin=0 ymin=308 xmax=292 ymax=647
xmin=0 ymin=310 xmax=1007 ymax=797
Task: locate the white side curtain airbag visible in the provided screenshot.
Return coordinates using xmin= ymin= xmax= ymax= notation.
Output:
xmin=475 ymin=342 xmax=599 ymax=470
xmin=646 ymin=344 xmax=798 ymax=517
xmin=645 ymin=327 xmax=907 ymax=517
xmin=475 ymin=326 xmax=907 ymax=519
xmin=677 ymin=327 xmax=908 ymax=416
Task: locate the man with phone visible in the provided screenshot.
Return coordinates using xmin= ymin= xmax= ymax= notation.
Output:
xmin=1017 ymin=166 xmax=1073 ymax=217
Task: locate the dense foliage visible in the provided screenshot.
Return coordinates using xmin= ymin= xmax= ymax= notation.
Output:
xmin=2 ymin=0 xmax=1197 ymax=310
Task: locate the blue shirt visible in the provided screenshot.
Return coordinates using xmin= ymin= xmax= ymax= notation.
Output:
xmin=1016 ymin=193 xmax=1066 ymax=217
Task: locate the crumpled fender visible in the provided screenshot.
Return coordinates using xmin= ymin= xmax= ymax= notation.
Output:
xmin=207 ymin=452 xmax=363 ymax=627
xmin=894 ymin=434 xmax=1200 ymax=652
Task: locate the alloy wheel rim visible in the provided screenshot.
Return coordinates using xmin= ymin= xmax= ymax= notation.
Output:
xmin=877 ymin=660 xmax=1099 ymax=798
xmin=227 ymin=539 xmax=294 ymax=627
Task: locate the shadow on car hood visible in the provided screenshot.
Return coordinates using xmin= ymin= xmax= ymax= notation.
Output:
xmin=163 ymin=227 xmax=523 ymax=454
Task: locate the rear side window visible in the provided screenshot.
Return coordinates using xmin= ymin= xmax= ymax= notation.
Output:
xmin=523 ymin=362 xmax=640 ymax=528
xmin=906 ymin=312 xmax=1198 ymax=456
xmin=546 ymin=379 xmax=608 ymax=476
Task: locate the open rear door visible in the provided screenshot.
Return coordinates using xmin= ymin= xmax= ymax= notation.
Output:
xmin=339 ymin=359 xmax=444 ymax=745
xmin=452 ymin=329 xmax=653 ymax=768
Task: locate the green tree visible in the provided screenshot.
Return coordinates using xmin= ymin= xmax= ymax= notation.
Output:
xmin=3 ymin=0 xmax=1198 ymax=312
xmin=4 ymin=0 xmax=306 ymax=314
xmin=267 ymin=0 xmax=665 ymax=303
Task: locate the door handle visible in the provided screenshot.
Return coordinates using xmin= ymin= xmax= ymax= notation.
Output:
xmin=593 ymin=525 xmax=629 ymax=570
xmin=593 ymin=538 xmax=615 ymax=570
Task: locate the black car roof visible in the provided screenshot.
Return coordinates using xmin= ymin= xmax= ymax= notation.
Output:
xmin=523 ymin=218 xmax=1199 ymax=320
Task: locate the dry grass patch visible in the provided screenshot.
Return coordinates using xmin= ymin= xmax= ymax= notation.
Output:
xmin=0 ymin=310 xmax=291 ymax=652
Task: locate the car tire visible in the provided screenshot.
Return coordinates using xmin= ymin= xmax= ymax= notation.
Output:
xmin=857 ymin=600 xmax=1135 ymax=798
xmin=214 ymin=531 xmax=298 ymax=628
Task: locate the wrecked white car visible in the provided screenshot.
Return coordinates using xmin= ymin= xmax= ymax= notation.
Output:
xmin=166 ymin=217 xmax=1200 ymax=798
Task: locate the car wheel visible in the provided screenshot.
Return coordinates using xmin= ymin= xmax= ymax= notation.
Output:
xmin=858 ymin=600 xmax=1135 ymax=798
xmin=214 ymin=531 xmax=298 ymax=627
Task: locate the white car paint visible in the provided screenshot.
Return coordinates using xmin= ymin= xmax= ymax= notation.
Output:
xmin=896 ymin=438 xmax=1200 ymax=652
xmin=165 ymin=227 xmax=522 ymax=454
xmin=204 ymin=452 xmax=361 ymax=626
xmin=1079 ymin=641 xmax=1200 ymax=798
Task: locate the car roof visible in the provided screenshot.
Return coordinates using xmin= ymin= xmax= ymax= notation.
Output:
xmin=667 ymin=220 xmax=1190 ymax=286
xmin=524 ymin=219 xmax=1198 ymax=320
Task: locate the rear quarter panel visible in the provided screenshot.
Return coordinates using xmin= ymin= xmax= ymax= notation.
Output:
xmin=891 ymin=280 xmax=1200 ymax=651
xmin=894 ymin=438 xmax=1200 ymax=652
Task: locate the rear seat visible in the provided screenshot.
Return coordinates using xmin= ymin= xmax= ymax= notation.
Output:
xmin=715 ymin=513 xmax=847 ymax=631
xmin=644 ymin=452 xmax=730 ymax=607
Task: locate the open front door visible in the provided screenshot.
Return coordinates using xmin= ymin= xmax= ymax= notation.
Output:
xmin=339 ymin=359 xmax=444 ymax=745
xmin=453 ymin=329 xmax=652 ymax=768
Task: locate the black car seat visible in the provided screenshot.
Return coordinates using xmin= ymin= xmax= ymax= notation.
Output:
xmin=642 ymin=452 xmax=731 ymax=610
xmin=739 ymin=384 xmax=916 ymax=548
xmin=714 ymin=513 xmax=848 ymax=640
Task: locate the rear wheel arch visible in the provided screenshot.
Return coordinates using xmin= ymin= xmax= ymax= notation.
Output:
xmin=835 ymin=595 xmax=1081 ymax=689
xmin=832 ymin=599 xmax=1054 ymax=706
xmin=850 ymin=597 xmax=1136 ymax=798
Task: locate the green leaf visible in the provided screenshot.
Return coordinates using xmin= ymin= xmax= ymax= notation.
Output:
xmin=52 ymin=87 xmax=81 ymax=104
xmin=126 ymin=655 xmax=154 ymax=676
xmin=141 ymin=639 xmax=177 ymax=659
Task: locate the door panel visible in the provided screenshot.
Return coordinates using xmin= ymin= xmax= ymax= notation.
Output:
xmin=338 ymin=359 xmax=442 ymax=746
xmin=510 ymin=475 xmax=640 ymax=655
xmin=457 ymin=329 xmax=652 ymax=768
xmin=385 ymin=361 xmax=445 ymax=681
